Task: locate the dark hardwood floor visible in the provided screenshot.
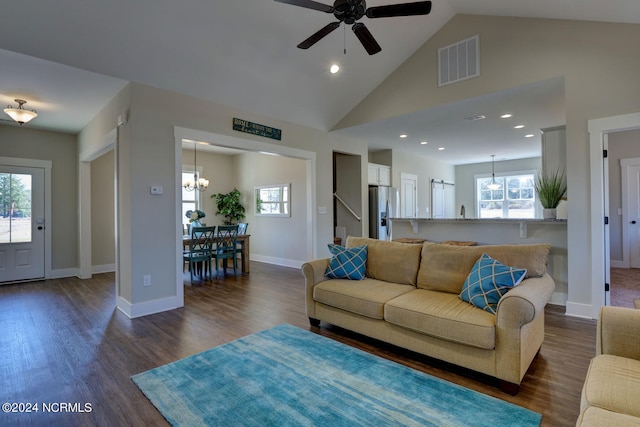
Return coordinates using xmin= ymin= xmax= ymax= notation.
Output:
xmin=0 ymin=262 xmax=595 ymax=426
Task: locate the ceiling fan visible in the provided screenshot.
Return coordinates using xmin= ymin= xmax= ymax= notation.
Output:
xmin=275 ymin=0 xmax=432 ymax=55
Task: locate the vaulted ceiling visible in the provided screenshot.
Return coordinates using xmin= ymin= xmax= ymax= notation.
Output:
xmin=2 ymin=1 xmax=640 ymax=164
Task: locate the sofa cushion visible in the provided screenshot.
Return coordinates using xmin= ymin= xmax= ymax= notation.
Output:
xmin=417 ymin=242 xmax=550 ymax=294
xmin=576 ymin=406 xmax=640 ymax=427
xmin=346 ymin=236 xmax=422 ymax=286
xmin=581 ymin=354 xmax=640 ymax=419
xmin=459 ymin=254 xmax=527 ymax=314
xmin=384 ymin=289 xmax=496 ymax=350
xmin=325 ymin=244 xmax=367 ymax=280
xmin=314 ymin=278 xmax=415 ymax=320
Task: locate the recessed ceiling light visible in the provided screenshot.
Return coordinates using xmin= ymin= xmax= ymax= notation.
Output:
xmin=438 ymin=147 xmax=445 ymax=151
xmin=399 ymin=134 xmax=408 ymax=138
xmin=420 ymin=141 xmax=428 ymax=145
xmin=330 ymin=64 xmax=340 ymax=74
xmin=525 ymin=134 xmax=535 ymax=138
xmin=464 ymin=115 xmax=486 ymax=121
xmin=500 ymin=113 xmax=513 ymax=119
xmin=514 ymin=124 xmax=525 ymax=129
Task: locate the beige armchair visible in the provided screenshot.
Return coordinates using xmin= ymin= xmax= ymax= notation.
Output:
xmin=577 ymin=306 xmax=640 ymax=426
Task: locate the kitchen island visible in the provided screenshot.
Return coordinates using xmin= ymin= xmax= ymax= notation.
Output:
xmin=389 ymin=217 xmax=568 ymax=305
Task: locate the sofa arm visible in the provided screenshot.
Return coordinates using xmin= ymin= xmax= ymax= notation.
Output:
xmin=301 ymin=258 xmax=330 ymax=321
xmin=496 ymin=273 xmax=555 ymax=328
xmin=597 ymin=306 xmax=640 ymax=359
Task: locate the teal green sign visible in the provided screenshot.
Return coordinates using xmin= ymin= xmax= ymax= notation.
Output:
xmin=233 ymin=118 xmax=282 ymax=141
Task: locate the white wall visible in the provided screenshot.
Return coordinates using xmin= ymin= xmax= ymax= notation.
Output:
xmin=391 ymin=150 xmax=455 ymax=218
xmin=336 ymin=15 xmax=640 ymax=317
xmin=236 ymin=151 xmax=308 ymax=267
xmin=78 ymin=82 xmax=368 ymax=317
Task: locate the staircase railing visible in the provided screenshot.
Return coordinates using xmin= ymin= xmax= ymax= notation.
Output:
xmin=333 ymin=192 xmax=361 ymax=222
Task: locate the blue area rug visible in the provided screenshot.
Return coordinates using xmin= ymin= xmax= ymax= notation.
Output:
xmin=132 ymin=324 xmax=541 ymax=426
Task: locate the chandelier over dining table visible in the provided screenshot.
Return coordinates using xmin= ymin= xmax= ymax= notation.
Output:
xmin=183 ymin=141 xmax=209 ymax=192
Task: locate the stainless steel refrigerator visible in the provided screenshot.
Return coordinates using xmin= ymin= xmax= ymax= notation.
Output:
xmin=369 ymin=186 xmax=400 ymax=240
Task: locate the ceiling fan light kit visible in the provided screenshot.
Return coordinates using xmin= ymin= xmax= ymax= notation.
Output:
xmin=276 ymin=0 xmax=432 ymax=55
xmin=4 ymin=99 xmax=38 ymax=125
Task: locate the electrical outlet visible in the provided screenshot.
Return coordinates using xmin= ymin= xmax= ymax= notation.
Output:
xmin=143 ymin=275 xmax=151 ymax=287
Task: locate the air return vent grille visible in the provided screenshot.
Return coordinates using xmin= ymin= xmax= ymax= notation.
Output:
xmin=438 ymin=35 xmax=479 ymax=87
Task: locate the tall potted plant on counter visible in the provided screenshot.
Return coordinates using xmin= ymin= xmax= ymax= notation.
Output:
xmin=212 ymin=188 xmax=245 ymax=225
xmin=534 ymin=168 xmax=567 ymax=219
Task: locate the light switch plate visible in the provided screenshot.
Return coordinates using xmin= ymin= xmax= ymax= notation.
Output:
xmin=150 ymin=186 xmax=163 ymax=195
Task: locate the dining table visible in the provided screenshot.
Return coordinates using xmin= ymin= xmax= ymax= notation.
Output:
xmin=182 ymin=233 xmax=251 ymax=273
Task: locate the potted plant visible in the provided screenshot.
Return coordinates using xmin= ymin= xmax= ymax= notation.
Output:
xmin=211 ymin=188 xmax=246 ymax=225
xmin=534 ymin=168 xmax=567 ymax=219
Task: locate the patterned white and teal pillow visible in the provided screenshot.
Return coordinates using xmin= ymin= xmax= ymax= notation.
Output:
xmin=325 ymin=244 xmax=368 ymax=280
xmin=459 ymin=253 xmax=527 ymax=314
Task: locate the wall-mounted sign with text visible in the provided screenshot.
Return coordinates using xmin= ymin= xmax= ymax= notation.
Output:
xmin=232 ymin=118 xmax=282 ymax=141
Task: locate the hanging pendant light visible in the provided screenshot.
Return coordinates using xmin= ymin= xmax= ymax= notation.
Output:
xmin=487 ymin=155 xmax=501 ymax=190
xmin=4 ymin=99 xmax=38 ymax=125
xmin=183 ymin=142 xmax=209 ymax=192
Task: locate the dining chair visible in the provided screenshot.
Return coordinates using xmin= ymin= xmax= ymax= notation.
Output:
xmin=213 ymin=225 xmax=239 ymax=278
xmin=183 ymin=226 xmax=215 ymax=284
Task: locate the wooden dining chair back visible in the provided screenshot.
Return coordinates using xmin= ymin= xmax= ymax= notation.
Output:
xmin=213 ymin=225 xmax=239 ymax=278
xmin=183 ymin=226 xmax=215 ymax=284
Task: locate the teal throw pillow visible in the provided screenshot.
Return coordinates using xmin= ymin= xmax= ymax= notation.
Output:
xmin=459 ymin=253 xmax=527 ymax=314
xmin=325 ymin=244 xmax=367 ymax=280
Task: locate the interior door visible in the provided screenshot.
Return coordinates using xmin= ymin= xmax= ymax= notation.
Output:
xmin=400 ymin=173 xmax=417 ymax=218
xmin=624 ymin=160 xmax=640 ymax=268
xmin=0 ymin=166 xmax=45 ymax=283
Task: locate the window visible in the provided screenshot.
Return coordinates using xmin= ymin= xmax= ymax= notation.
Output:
xmin=255 ymin=184 xmax=290 ymax=217
xmin=476 ymin=172 xmax=536 ymax=219
xmin=181 ymin=171 xmax=200 ymax=228
xmin=0 ymin=173 xmax=32 ymax=243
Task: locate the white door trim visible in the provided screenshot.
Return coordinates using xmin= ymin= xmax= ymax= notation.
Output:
xmin=0 ymin=156 xmax=52 ymax=279
xmin=588 ymin=112 xmax=640 ymax=319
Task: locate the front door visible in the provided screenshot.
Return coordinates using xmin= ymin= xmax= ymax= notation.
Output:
xmin=0 ymin=166 xmax=45 ymax=283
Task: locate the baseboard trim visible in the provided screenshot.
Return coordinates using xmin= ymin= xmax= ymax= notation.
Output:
xmin=116 ymin=295 xmax=183 ymax=319
xmin=250 ymin=254 xmax=304 ymax=269
xmin=610 ymin=260 xmax=625 ymax=269
xmin=92 ymin=264 xmax=115 ymax=274
xmin=49 ymin=268 xmax=79 ymax=279
xmin=565 ymin=301 xmax=595 ymax=319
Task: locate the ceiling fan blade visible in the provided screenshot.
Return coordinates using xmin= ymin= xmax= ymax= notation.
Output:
xmin=352 ymin=23 xmax=382 ymax=55
xmin=366 ymin=1 xmax=432 ymax=19
xmin=274 ymin=0 xmax=333 ymax=13
xmin=297 ymin=22 xmax=341 ymax=49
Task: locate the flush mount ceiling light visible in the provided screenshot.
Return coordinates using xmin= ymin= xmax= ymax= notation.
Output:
xmin=514 ymin=124 xmax=525 ymax=129
xmin=4 ymin=99 xmax=38 ymax=126
xmin=487 ymin=154 xmax=501 ymax=190
xmin=525 ymin=134 xmax=535 ymax=138
xmin=399 ymin=134 xmax=408 ymax=138
xmin=420 ymin=141 xmax=428 ymax=145
xmin=183 ymin=142 xmax=210 ymax=192
xmin=500 ymin=113 xmax=513 ymax=119
xmin=330 ymin=64 xmax=340 ymax=74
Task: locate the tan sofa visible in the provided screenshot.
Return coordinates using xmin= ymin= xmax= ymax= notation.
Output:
xmin=302 ymin=236 xmax=555 ymax=394
xmin=577 ymin=306 xmax=640 ymax=426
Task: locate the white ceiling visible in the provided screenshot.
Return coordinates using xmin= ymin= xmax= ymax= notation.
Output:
xmin=1 ymin=1 xmax=639 ymax=164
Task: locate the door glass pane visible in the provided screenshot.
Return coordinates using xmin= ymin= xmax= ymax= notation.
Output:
xmin=0 ymin=173 xmax=32 ymax=243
